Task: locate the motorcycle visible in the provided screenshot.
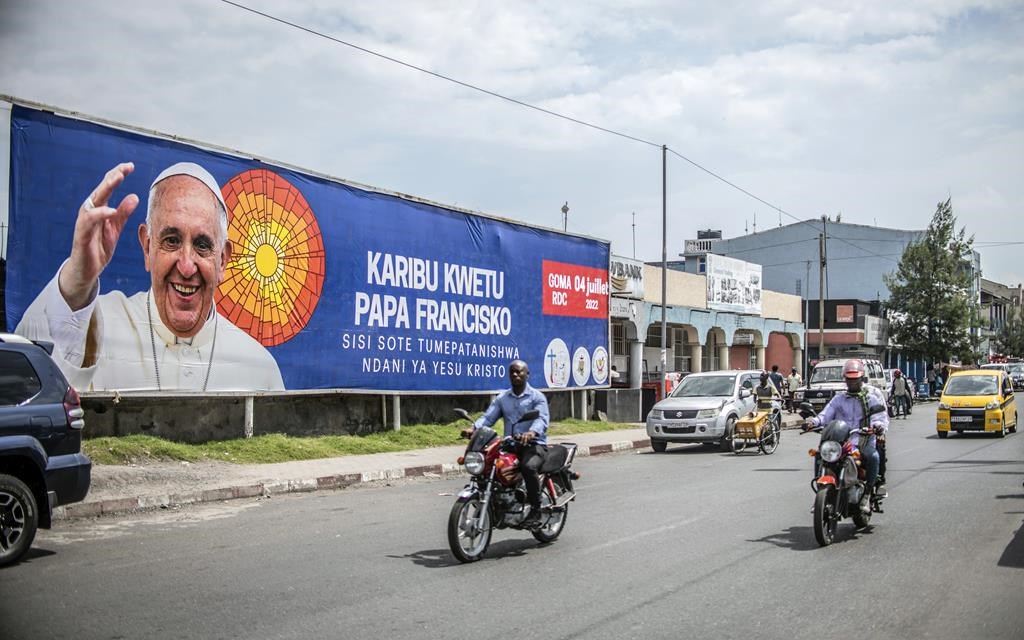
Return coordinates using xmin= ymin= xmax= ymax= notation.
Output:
xmin=799 ymin=402 xmax=887 ymax=546
xmin=447 ymin=408 xmax=580 ymax=563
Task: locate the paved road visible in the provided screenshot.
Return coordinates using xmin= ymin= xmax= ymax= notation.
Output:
xmin=2 ymin=405 xmax=1022 ymax=640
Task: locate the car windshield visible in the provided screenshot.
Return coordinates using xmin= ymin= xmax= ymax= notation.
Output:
xmin=943 ymin=375 xmax=998 ymax=396
xmin=671 ymin=375 xmax=736 ymax=397
xmin=810 ymin=366 xmax=843 ymax=383
xmin=1007 ymin=364 xmax=1024 ymax=374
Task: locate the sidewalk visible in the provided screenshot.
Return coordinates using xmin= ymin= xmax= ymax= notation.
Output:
xmin=58 ymin=415 xmax=803 ymax=520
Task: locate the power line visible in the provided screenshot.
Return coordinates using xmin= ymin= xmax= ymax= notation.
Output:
xmin=220 ymin=0 xmax=662 ymax=149
xmin=663 ymin=148 xmax=898 ymax=263
xmin=222 ymin=0 xmax=899 ymax=266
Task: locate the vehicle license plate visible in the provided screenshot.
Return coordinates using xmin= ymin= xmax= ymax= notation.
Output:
xmin=950 ymin=415 xmax=973 ymax=422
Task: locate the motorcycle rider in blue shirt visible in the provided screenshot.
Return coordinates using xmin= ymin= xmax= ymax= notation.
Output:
xmin=804 ymin=359 xmax=889 ymax=513
xmin=464 ymin=359 xmax=550 ymax=528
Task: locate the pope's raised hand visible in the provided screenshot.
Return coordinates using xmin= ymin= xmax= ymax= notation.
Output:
xmin=58 ymin=163 xmax=140 ymax=310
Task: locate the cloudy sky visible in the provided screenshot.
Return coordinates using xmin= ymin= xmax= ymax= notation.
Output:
xmin=1 ymin=0 xmax=1022 ymax=286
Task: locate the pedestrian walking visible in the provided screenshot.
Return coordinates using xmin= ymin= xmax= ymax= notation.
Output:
xmin=891 ymin=370 xmax=911 ymax=418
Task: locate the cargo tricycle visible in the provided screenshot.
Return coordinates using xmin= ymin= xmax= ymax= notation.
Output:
xmin=731 ymin=405 xmax=781 ymax=454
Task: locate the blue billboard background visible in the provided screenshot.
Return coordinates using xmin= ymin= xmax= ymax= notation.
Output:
xmin=5 ymin=105 xmax=610 ymax=391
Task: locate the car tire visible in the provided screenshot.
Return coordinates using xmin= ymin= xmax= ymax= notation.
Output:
xmin=1010 ymin=411 xmax=1017 ymax=434
xmin=0 ymin=473 xmax=39 ymax=567
xmin=651 ymin=439 xmax=667 ymax=453
xmin=720 ymin=416 xmax=736 ymax=452
xmin=997 ymin=419 xmax=1007 ymax=438
xmin=937 ymin=431 xmax=948 ymax=439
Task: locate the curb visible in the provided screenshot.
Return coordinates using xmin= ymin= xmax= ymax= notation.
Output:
xmin=55 ymin=438 xmax=654 ymax=520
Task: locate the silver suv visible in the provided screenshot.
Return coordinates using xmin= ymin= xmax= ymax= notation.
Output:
xmin=646 ymin=370 xmax=761 ymax=453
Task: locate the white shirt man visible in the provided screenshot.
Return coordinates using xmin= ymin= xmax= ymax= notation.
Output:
xmin=17 ymin=272 xmax=283 ymax=391
xmin=15 ymin=161 xmax=284 ymax=392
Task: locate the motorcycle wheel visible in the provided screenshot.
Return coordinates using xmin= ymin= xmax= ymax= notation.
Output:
xmin=532 ymin=477 xmax=569 ymax=544
xmin=759 ymin=419 xmax=781 ymax=455
xmin=447 ymin=498 xmax=492 ymax=563
xmin=813 ymin=488 xmax=837 ymax=547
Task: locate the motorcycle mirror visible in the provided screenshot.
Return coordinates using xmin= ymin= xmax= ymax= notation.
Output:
xmin=453 ymin=408 xmax=473 ymax=422
xmin=517 ymin=410 xmax=540 ymax=424
xmin=798 ymin=401 xmax=816 ymax=419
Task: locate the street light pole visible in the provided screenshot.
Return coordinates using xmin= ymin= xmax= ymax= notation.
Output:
xmin=561 ymin=201 xmax=569 ymax=232
xmin=661 ymin=145 xmax=668 ymax=397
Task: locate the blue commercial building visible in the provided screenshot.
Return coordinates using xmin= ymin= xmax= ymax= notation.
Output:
xmin=679 ymin=219 xmax=982 ymax=383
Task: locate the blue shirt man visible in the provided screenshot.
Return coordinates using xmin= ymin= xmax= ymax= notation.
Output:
xmin=474 ymin=382 xmax=550 ymax=444
xmin=472 ymin=359 xmax=550 ymax=527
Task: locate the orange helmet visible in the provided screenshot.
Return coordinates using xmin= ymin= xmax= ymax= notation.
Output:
xmin=842 ymin=359 xmax=866 ymax=380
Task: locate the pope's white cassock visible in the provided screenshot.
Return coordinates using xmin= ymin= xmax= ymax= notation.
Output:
xmin=17 ymin=268 xmax=285 ymax=392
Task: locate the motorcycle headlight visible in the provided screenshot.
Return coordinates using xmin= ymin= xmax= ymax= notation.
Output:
xmin=696 ymin=408 xmax=718 ymax=419
xmin=463 ymin=452 xmax=485 ymax=475
xmin=820 ymin=441 xmax=842 ymax=463
xmin=985 ymin=401 xmax=999 ymax=410
xmin=938 ymin=402 xmax=950 ymax=410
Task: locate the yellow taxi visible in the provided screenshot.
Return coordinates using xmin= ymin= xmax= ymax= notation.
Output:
xmin=936 ymin=369 xmax=1018 ymax=438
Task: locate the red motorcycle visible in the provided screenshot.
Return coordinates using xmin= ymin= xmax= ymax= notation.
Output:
xmin=448 ymin=408 xmax=579 ymax=563
xmin=799 ymin=402 xmax=886 ymax=546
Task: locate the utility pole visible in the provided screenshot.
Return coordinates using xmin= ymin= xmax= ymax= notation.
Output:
xmin=805 ymin=259 xmax=811 ymax=375
xmin=661 ymin=145 xmax=668 ymax=397
xmin=818 ymin=230 xmax=826 ymax=361
xmin=560 ymin=202 xmax=569 ymax=232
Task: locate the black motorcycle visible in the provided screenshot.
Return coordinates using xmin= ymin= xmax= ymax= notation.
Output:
xmin=799 ymin=402 xmax=886 ymax=546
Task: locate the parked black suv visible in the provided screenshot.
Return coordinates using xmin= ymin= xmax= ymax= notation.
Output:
xmin=1 ymin=333 xmax=91 ymax=566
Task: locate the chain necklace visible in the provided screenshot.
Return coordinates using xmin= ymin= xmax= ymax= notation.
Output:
xmin=147 ymin=291 xmax=218 ymax=391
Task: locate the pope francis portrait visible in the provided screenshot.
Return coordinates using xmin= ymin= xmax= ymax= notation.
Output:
xmin=17 ymin=161 xmax=284 ymax=392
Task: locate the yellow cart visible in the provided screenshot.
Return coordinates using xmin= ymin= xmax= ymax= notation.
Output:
xmin=732 ymin=409 xmax=781 ymax=454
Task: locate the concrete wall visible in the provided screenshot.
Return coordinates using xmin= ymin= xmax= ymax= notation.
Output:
xmin=80 ymin=390 xmax=578 ymax=443
xmin=765 ymin=333 xmax=794 ymax=373
xmin=644 ymin=266 xmax=707 ymax=309
xmin=644 ymin=263 xmax=802 ymax=324
xmin=762 ymin=290 xmax=802 ymax=323
xmin=709 ymin=220 xmax=923 ymax=301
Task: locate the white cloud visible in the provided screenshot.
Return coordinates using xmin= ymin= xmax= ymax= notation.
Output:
xmin=0 ymin=0 xmax=1022 ymax=283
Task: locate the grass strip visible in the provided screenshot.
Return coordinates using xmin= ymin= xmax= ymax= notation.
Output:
xmin=83 ymin=418 xmax=638 ymax=465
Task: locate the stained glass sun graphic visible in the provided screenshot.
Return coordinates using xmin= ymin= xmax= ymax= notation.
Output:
xmin=216 ymin=169 xmax=325 ymax=347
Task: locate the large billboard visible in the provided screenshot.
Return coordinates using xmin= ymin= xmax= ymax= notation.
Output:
xmin=705 ymin=253 xmax=762 ymax=315
xmin=4 ymin=103 xmax=610 ymax=392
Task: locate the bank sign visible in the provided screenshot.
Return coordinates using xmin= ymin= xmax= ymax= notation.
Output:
xmin=4 ymin=104 xmax=610 ymax=392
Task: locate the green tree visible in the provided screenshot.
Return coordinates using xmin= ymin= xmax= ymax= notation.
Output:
xmin=994 ymin=307 xmax=1024 ymax=357
xmin=884 ymin=199 xmax=981 ymax=363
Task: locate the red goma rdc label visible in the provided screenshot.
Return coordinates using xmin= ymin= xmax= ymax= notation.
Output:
xmin=542 ymin=260 xmax=609 ymax=318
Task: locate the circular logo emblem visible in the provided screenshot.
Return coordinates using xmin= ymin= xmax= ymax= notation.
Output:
xmin=572 ymin=346 xmax=591 ymax=386
xmin=592 ymin=346 xmax=609 ymax=384
xmin=216 ymin=169 xmax=325 ymax=346
xmin=543 ymin=338 xmax=570 ymax=388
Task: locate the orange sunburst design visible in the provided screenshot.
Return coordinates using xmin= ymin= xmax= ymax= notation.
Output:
xmin=216 ymin=169 xmax=325 ymax=347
